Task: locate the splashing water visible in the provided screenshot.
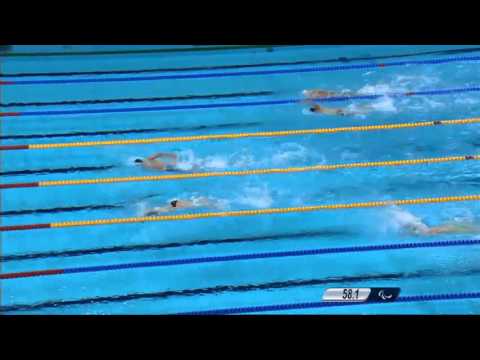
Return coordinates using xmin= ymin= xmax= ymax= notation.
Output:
xmin=235 ymin=184 xmax=273 ymax=209
xmin=381 ymin=206 xmax=428 ymax=235
xmin=271 ymin=143 xmax=309 ymax=165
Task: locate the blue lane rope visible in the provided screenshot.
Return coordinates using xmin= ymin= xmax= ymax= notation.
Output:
xmin=6 ymin=85 xmax=480 ymax=118
xmin=3 ymin=46 xmax=480 ymax=78
xmin=3 ymin=239 xmax=480 ymax=280
xmin=61 ymin=239 xmax=480 ymax=275
xmin=13 ymin=99 xmax=299 ymax=117
xmin=178 ymin=292 xmax=480 ymax=315
xmin=2 ymin=55 xmax=480 ymax=86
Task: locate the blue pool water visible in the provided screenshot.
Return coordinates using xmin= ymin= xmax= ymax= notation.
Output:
xmin=2 ymin=45 xmax=480 ymax=314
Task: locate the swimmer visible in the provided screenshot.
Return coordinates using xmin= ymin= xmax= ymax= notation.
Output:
xmin=307 ymin=103 xmax=351 ymax=116
xmin=404 ymin=221 xmax=480 ymax=236
xmin=303 ymin=89 xmax=356 ymax=100
xmin=304 ymin=100 xmax=371 ymax=117
xmin=391 ymin=208 xmax=480 ymax=236
xmin=143 ymin=197 xmax=218 ymax=216
xmin=134 ymin=152 xmax=180 ymax=171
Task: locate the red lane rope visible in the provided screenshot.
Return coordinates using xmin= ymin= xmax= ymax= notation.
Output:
xmin=0 ymin=145 xmax=29 ymax=150
xmin=0 ymin=112 xmax=21 ymax=117
xmin=0 ymin=269 xmax=64 ymax=279
xmin=0 ymin=223 xmax=51 ymax=231
xmin=0 ymin=182 xmax=40 ymax=189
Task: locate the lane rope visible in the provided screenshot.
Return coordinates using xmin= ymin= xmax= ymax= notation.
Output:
xmin=1 ymin=117 xmax=478 ymax=151
xmin=1 ymin=238 xmax=480 ymax=280
xmin=0 ymin=45 xmax=289 ymax=58
xmin=0 ymin=90 xmax=274 ymax=108
xmin=1 ymin=154 xmax=478 ymax=190
xmin=0 ymin=121 xmax=261 ymax=141
xmin=178 ymin=291 xmax=480 ymax=315
xmin=1 ymin=55 xmax=480 ymax=86
xmin=4 ymin=267 xmax=479 ymax=312
xmin=2 ymin=85 xmax=480 ymax=117
xmin=1 ymin=194 xmax=480 ymax=232
xmin=3 ymin=46 xmax=480 ymax=78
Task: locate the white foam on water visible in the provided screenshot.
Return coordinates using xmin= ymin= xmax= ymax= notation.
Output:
xmin=346 ymin=96 xmax=397 ymax=116
xmin=174 ymin=149 xmax=196 ymax=170
xmin=393 ymin=74 xmax=440 ymax=89
xmin=230 ymin=149 xmax=256 ymax=168
xmin=422 ymin=98 xmax=445 ymax=109
xmin=271 ymin=143 xmax=308 ymax=165
xmin=381 ymin=206 xmax=428 ymax=234
xmin=369 ymin=96 xmax=397 ymax=112
xmin=135 ymin=201 xmax=149 ymax=217
xmin=235 ymin=184 xmax=273 ymax=209
xmin=358 ymin=75 xmax=440 ymax=97
xmin=202 ymin=155 xmax=229 ymax=169
xmin=214 ymin=198 xmax=231 ymax=211
xmin=358 ymin=84 xmax=395 ymax=95
xmin=172 ymin=149 xmax=229 ymax=171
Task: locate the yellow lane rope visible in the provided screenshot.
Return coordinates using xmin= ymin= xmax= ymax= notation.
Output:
xmin=26 ymin=117 xmax=480 ymax=150
xmin=49 ymin=194 xmax=480 ymax=229
xmin=38 ymin=155 xmax=480 ymax=187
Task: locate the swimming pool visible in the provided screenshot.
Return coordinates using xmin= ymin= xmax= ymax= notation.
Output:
xmin=2 ymin=44 xmax=480 ymax=314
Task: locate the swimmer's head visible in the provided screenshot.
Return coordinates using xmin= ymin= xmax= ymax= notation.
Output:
xmin=170 ymin=200 xmax=179 ymax=208
xmin=134 ymin=158 xmax=144 ymax=164
xmin=310 ymin=107 xmax=317 ymax=113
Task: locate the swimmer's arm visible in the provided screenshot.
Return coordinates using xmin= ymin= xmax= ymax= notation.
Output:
xmin=148 ymin=162 xmax=167 ymax=170
xmin=303 ymin=100 xmax=345 ymax=116
xmin=306 ymin=100 xmax=346 ymax=115
xmin=304 ymin=90 xmax=339 ymax=99
xmin=148 ymin=153 xmax=177 ymax=161
xmin=176 ymin=200 xmax=195 ymax=209
xmin=428 ymin=223 xmax=480 ymax=235
xmin=320 ymin=106 xmax=346 ymax=116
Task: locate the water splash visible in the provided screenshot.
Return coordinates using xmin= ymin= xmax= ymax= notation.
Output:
xmin=235 ymin=184 xmax=273 ymax=209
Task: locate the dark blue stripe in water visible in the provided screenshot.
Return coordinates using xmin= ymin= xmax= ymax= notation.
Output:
xmin=6 ymin=55 xmax=480 ymax=85
xmin=9 ymin=86 xmax=480 ymax=118
xmin=3 ymin=46 xmax=480 ymax=78
xmin=0 ymin=230 xmax=353 ymax=262
xmin=5 ymin=268 xmax=477 ymax=313
xmin=57 ymin=239 xmax=480 ymax=276
xmin=180 ymin=292 xmax=480 ymax=315
xmin=0 ymin=91 xmax=273 ymax=108
xmin=16 ymin=99 xmax=299 ymax=117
